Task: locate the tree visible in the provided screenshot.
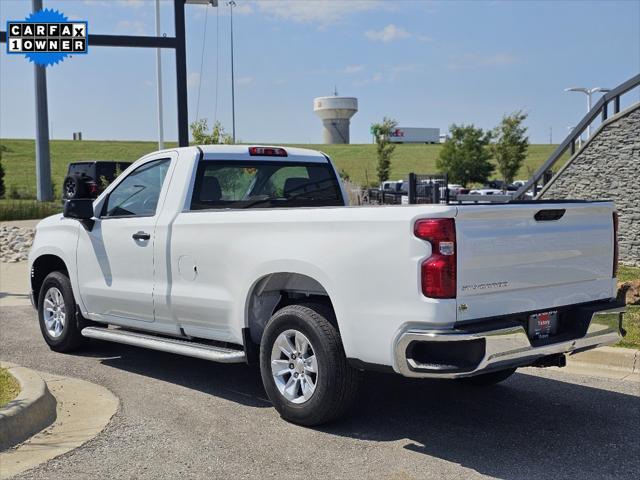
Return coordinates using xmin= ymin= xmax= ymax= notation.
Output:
xmin=190 ymin=119 xmax=233 ymax=145
xmin=436 ymin=124 xmax=493 ymax=187
xmin=491 ymin=111 xmax=529 ymax=188
xmin=371 ymin=117 xmax=398 ymax=184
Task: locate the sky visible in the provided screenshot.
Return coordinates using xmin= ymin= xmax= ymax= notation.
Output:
xmin=0 ymin=0 xmax=639 ymax=144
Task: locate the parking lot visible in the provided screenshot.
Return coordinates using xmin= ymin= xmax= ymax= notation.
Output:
xmin=1 ymin=305 xmax=638 ymax=480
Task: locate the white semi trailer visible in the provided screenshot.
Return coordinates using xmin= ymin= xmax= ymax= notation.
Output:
xmin=388 ymin=127 xmax=440 ymax=144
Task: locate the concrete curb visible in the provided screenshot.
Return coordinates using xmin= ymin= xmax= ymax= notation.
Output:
xmin=566 ymin=346 xmax=640 ymax=380
xmin=0 ymin=369 xmax=119 ymax=479
xmin=0 ymin=363 xmax=57 ymax=451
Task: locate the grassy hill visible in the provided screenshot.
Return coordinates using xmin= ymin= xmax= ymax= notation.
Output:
xmin=0 ymin=138 xmax=559 ymax=197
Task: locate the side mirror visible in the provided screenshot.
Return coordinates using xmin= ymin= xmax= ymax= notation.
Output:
xmin=63 ymin=199 xmax=95 ymax=231
xmin=63 ymin=198 xmax=94 ymax=219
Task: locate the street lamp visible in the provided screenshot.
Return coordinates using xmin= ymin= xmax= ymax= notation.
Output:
xmin=564 ymin=86 xmax=610 ymax=137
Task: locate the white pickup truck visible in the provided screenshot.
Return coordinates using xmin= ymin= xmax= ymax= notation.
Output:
xmin=29 ymin=145 xmax=626 ymax=425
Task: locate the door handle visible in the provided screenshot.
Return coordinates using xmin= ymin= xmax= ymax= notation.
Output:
xmin=132 ymin=231 xmax=151 ymax=241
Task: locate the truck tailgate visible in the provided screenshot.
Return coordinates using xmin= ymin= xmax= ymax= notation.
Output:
xmin=455 ymin=202 xmax=616 ymax=321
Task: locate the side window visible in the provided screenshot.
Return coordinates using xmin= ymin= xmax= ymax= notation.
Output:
xmin=102 ymin=159 xmax=170 ymax=217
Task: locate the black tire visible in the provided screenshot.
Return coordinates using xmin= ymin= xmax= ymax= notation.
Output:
xmin=37 ymin=271 xmax=88 ymax=352
xmin=62 ymin=174 xmax=88 ymax=200
xmin=458 ymin=368 xmax=517 ymax=386
xmin=259 ymin=303 xmax=361 ymax=426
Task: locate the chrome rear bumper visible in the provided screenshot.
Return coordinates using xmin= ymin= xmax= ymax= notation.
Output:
xmin=394 ymin=303 xmax=626 ymax=379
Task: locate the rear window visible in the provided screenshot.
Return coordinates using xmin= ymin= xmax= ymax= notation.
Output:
xmin=67 ymin=163 xmax=93 ymax=177
xmin=95 ymin=162 xmax=131 ymax=182
xmin=190 ymin=160 xmax=343 ymax=210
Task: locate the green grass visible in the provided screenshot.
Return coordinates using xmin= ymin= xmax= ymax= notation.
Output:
xmin=617 ymin=306 xmax=640 ymax=349
xmin=0 ymin=139 xmax=558 ymax=194
xmin=0 ymin=139 xmax=179 ymax=199
xmin=617 ymin=265 xmax=640 ymax=283
xmin=0 ymin=368 xmax=20 ymax=407
xmin=616 ymin=265 xmax=640 ymax=349
xmin=0 ymin=199 xmax=62 ymax=221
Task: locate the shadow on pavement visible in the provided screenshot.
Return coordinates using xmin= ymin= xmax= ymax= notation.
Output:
xmin=325 ymin=371 xmax=640 ymax=479
xmin=80 ymin=340 xmax=639 ymax=480
xmin=78 ymin=339 xmax=271 ymax=408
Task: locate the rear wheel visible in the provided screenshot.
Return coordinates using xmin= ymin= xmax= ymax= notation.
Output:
xmin=458 ymin=368 xmax=517 ymax=386
xmin=38 ymin=271 xmax=88 ymax=352
xmin=259 ymin=304 xmax=360 ymax=426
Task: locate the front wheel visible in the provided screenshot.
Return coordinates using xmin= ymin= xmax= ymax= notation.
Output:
xmin=259 ymin=304 xmax=360 ymax=426
xmin=38 ymin=271 xmax=88 ymax=352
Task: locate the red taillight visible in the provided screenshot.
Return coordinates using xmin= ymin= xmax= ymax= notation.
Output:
xmin=414 ymin=218 xmax=456 ymax=298
xmin=248 ymin=146 xmax=288 ymax=157
xmin=613 ymin=212 xmax=619 ymax=278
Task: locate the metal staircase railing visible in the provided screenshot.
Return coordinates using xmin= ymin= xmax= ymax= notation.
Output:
xmin=515 ymin=73 xmax=640 ymax=200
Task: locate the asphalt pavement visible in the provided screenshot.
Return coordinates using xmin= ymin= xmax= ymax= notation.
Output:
xmin=1 ymin=305 xmax=639 ymax=480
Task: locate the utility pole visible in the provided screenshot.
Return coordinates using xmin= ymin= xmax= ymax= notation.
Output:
xmin=229 ymin=0 xmax=236 ymax=143
xmin=549 ymin=126 xmax=552 ymax=144
xmin=154 ymin=0 xmax=164 ymax=149
xmin=32 ymin=0 xmax=52 ymax=201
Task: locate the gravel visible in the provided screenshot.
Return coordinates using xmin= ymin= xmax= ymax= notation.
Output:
xmin=2 ymin=306 xmax=639 ymax=480
xmin=0 ymin=226 xmax=35 ymax=263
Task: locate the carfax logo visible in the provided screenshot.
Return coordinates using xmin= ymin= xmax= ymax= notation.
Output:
xmin=6 ymin=9 xmax=88 ymax=67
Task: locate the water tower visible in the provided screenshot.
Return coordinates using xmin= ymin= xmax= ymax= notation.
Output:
xmin=313 ymin=95 xmax=358 ymax=144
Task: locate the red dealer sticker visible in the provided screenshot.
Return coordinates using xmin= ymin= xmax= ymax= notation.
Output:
xmin=528 ymin=311 xmax=558 ymax=340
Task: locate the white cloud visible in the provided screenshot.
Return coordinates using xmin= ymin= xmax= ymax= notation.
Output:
xmin=447 ymin=53 xmax=517 ymax=69
xmin=352 ymin=64 xmax=417 ymax=86
xmin=353 ymin=64 xmax=417 ymax=87
xmin=364 ymin=24 xmax=431 ymax=43
xmin=365 ymin=24 xmax=410 ymax=43
xmin=187 ymin=72 xmax=201 ymax=88
xmin=416 ymin=34 xmax=432 ymax=42
xmin=391 ymin=64 xmax=415 ymax=72
xmin=255 ymin=0 xmax=384 ymax=26
xmin=115 ymin=20 xmax=147 ymax=36
xmin=344 ymin=64 xmax=365 ymax=75
xmin=237 ymin=76 xmax=254 ymax=85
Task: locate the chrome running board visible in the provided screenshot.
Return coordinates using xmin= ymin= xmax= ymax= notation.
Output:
xmin=81 ymin=327 xmax=246 ymax=363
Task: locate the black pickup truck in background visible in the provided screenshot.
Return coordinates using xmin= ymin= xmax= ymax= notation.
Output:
xmin=62 ymin=161 xmax=131 ymax=200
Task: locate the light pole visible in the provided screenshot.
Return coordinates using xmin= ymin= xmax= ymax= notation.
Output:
xmin=228 ymin=0 xmax=236 ymax=143
xmin=31 ymin=0 xmax=52 ymax=201
xmin=154 ymin=0 xmax=164 ymax=150
xmin=564 ymin=86 xmax=610 ymax=137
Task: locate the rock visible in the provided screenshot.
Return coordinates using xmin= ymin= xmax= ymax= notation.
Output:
xmin=0 ymin=226 xmax=36 ymax=263
xmin=617 ymin=280 xmax=640 ymax=305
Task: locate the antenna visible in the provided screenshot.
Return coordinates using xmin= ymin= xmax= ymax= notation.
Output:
xmin=334 ymin=85 xmax=338 ymax=96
